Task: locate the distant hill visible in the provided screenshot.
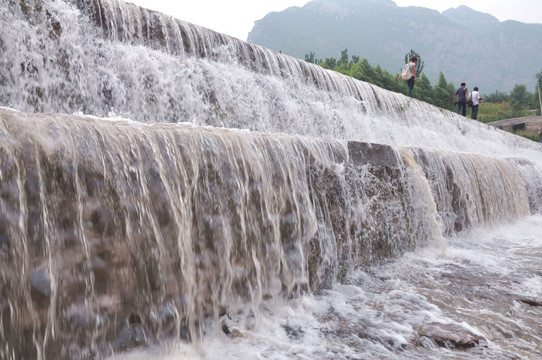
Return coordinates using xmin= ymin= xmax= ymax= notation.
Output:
xmin=247 ymin=0 xmax=542 ymax=93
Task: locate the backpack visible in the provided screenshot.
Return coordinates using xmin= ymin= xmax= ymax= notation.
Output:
xmin=399 ymin=63 xmax=413 ymax=81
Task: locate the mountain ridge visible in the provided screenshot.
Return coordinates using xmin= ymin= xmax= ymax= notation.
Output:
xmin=247 ymin=0 xmax=542 ymax=93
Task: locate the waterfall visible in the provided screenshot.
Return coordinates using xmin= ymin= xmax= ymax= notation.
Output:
xmin=0 ymin=108 xmax=433 ymax=357
xmin=1 ymin=0 xmax=541 ymax=159
xmin=1 ymin=0 xmax=542 ymax=358
xmin=0 ymin=106 xmax=538 ymax=358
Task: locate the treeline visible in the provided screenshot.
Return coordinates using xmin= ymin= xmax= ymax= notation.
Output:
xmin=305 ymin=50 xmax=542 ymax=123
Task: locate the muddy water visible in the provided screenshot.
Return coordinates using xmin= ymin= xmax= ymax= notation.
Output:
xmin=113 ymin=215 xmax=542 ymax=360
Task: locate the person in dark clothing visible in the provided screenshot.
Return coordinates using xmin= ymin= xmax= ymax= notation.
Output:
xmin=454 ymin=83 xmax=469 ymax=117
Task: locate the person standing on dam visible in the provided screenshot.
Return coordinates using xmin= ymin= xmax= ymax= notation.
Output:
xmin=470 ymin=87 xmax=482 ymax=120
xmin=398 ymin=56 xmax=418 ymax=96
xmin=454 ymin=82 xmax=469 ymax=117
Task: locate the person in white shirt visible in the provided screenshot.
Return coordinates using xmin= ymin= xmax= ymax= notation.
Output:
xmin=470 ymin=87 xmax=482 ymax=120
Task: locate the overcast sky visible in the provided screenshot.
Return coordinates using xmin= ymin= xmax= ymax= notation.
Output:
xmin=127 ymin=0 xmax=542 ymax=41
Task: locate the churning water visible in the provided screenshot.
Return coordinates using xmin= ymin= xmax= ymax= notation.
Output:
xmin=113 ymin=215 xmax=542 ymax=360
xmin=1 ymin=0 xmax=541 ymax=359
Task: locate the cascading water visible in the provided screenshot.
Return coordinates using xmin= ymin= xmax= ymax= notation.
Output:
xmin=1 ymin=0 xmax=541 ymax=359
xmin=1 ymin=0 xmax=540 ymax=158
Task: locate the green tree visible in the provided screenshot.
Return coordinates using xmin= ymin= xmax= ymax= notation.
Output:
xmin=350 ymin=58 xmax=378 ymax=84
xmin=484 ymin=90 xmax=508 ymax=103
xmin=335 ymin=49 xmax=355 ymax=74
xmin=535 ymin=69 xmax=542 ymax=89
xmin=433 ymin=72 xmax=454 ymax=110
xmin=373 ymin=64 xmax=396 ymax=90
xmin=534 ymin=70 xmax=542 ymax=115
xmin=509 ymin=84 xmax=530 ymax=112
xmin=305 ymin=52 xmax=316 ymax=64
xmin=404 ymin=49 xmax=424 ymax=76
xmin=535 ymin=70 xmax=542 ymax=114
xmin=337 ymin=49 xmax=349 ymax=67
xmin=413 ymin=74 xmax=434 ymax=103
xmin=323 ymin=57 xmax=337 ymax=70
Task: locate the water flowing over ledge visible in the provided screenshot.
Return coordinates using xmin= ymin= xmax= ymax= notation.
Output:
xmin=0 ymin=108 xmax=538 ymax=358
xmin=1 ymin=0 xmax=541 ymax=160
